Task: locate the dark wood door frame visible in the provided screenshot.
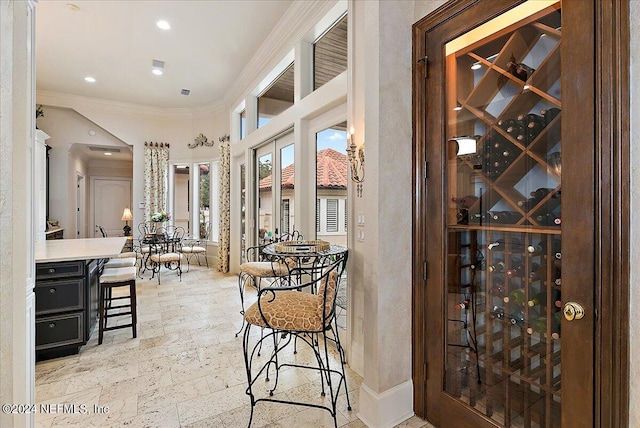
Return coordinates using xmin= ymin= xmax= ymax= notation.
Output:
xmin=411 ymin=0 xmax=629 ymax=426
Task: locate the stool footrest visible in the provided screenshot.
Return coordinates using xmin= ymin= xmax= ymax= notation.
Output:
xmin=103 ymin=323 xmax=134 ymax=332
xmin=105 ymin=309 xmax=133 ymax=316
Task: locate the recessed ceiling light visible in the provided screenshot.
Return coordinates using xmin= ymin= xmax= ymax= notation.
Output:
xmin=66 ymin=3 xmax=80 ymax=12
xmin=471 ymin=62 xmax=482 ymax=70
xmin=453 ymin=106 xmax=462 ymax=111
xmin=84 ymin=76 xmax=96 ymax=83
xmin=152 ymin=69 xmax=163 ymax=76
xmin=104 ymin=152 xmax=112 ymax=156
xmin=156 ymin=20 xmax=171 ymax=30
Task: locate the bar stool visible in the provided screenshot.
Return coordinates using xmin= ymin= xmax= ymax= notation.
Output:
xmin=98 ymin=266 xmax=137 ymax=345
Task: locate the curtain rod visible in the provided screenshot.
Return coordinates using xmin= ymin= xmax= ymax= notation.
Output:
xmin=144 ymin=142 xmax=170 ymax=148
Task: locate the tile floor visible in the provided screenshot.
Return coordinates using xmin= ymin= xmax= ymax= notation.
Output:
xmin=35 ymin=264 xmax=434 ymax=428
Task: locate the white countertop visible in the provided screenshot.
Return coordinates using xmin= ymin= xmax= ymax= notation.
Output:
xmin=35 ymin=237 xmax=126 ymax=263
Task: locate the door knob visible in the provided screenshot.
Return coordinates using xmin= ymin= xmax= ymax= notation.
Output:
xmin=563 ymin=302 xmax=585 ymax=321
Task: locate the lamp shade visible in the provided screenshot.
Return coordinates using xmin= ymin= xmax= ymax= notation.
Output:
xmin=121 ymin=207 xmax=133 ymax=221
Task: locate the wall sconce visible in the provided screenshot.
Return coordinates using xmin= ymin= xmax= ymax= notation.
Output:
xmin=450 ymin=136 xmax=479 ymax=156
xmin=121 ymin=207 xmax=133 ymax=236
xmin=346 ymin=126 xmax=365 ymax=197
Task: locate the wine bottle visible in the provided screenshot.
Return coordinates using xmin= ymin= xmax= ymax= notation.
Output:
xmin=527 ymin=237 xmax=561 ymax=255
xmin=489 ymin=260 xmax=506 ymax=273
xmin=504 ymin=288 xmax=526 ymax=304
xmin=470 ymin=259 xmax=485 ymax=271
xmin=454 ymin=298 xmax=471 ymax=311
xmin=506 ymin=262 xmax=526 ymax=277
xmin=530 ymin=188 xmax=553 ymax=200
xmin=497 ymin=118 xmax=518 ymax=133
xmin=527 ymin=317 xmax=547 ymax=335
xmin=487 ymin=237 xmax=523 ymax=251
xmin=527 ymin=288 xmax=562 ymax=308
xmin=515 ymin=62 xmax=535 ymax=81
xmin=541 ymin=107 xmax=561 ymax=123
xmin=529 ymin=262 xmax=561 ymax=282
xmin=490 ymin=284 xmax=505 ymax=298
xmin=509 ymin=307 xmax=526 ymax=326
xmin=489 ymin=211 xmax=520 ymax=224
xmin=489 ymin=305 xmax=505 ymax=320
xmin=535 ymin=212 xmax=559 ymax=226
xmin=528 ymin=312 xmax=562 ymax=336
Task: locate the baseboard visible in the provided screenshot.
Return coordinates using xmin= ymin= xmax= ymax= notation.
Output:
xmin=357 ymin=379 xmax=414 ymax=428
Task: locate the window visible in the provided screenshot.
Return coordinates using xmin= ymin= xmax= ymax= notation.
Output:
xmin=282 ymin=199 xmax=290 ymax=235
xmin=313 ymin=14 xmax=348 ymax=91
xmin=258 ymin=62 xmax=294 ymax=128
xmin=315 ymin=122 xmax=348 ymax=245
xmin=326 ymin=199 xmax=338 ymax=232
xmin=240 ymin=109 xmax=246 ymax=139
xmin=169 ymin=161 xmax=218 ymax=241
xmin=197 ymin=163 xmax=210 ymax=239
xmin=172 ymin=164 xmax=190 ymax=234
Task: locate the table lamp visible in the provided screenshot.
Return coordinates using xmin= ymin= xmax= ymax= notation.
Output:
xmin=121 ymin=207 xmax=133 ymax=236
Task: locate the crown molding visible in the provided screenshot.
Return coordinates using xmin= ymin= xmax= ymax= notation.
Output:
xmin=36 ymin=90 xmax=195 ymax=119
xmin=223 ymin=0 xmax=338 ymax=109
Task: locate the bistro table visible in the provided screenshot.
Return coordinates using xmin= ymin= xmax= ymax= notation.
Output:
xmin=262 ymin=241 xmax=348 ymax=283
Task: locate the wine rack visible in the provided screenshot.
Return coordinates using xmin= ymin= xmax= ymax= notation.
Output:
xmin=445 ymin=5 xmax=562 ymax=427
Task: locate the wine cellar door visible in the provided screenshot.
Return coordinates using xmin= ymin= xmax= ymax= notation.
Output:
xmin=414 ymin=0 xmax=601 ymax=427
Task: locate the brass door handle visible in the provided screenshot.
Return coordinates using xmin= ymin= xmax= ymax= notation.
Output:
xmin=563 ymin=302 xmax=585 ymax=321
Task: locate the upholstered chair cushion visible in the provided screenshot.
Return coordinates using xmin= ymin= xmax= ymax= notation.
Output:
xmin=180 ymin=245 xmax=206 ymax=254
xmin=100 ymin=266 xmax=137 ymax=283
xmin=150 ymin=252 xmax=182 ymax=263
xmin=104 ymin=257 xmax=136 ymax=269
xmin=239 ymin=261 xmax=290 ymax=277
xmin=317 ymin=270 xmax=339 ymax=319
xmin=244 ymin=270 xmax=339 ymax=332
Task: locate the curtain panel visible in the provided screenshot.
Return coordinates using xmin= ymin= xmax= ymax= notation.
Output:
xmin=144 ymin=142 xmax=169 ymax=222
xmin=217 ymin=138 xmax=230 ymax=273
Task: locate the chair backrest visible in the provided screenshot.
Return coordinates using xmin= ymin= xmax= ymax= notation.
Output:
xmin=98 ymin=225 xmax=107 ymax=237
xmin=317 ymin=269 xmax=340 ymax=324
xmin=279 ymin=229 xmax=303 ymax=242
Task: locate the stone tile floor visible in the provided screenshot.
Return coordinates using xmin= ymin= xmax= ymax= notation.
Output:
xmin=35 ymin=265 xmax=434 ymax=428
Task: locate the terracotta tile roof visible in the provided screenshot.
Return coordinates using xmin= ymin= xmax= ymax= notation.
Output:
xmin=259 ymin=148 xmax=347 ymax=190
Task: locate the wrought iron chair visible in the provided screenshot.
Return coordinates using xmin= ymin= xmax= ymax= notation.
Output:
xmin=241 ymin=254 xmax=351 ymax=428
xmin=235 ymin=231 xmax=303 ymax=337
xmin=180 ymin=221 xmax=210 ymax=271
xmin=148 ymin=225 xmax=185 ymax=284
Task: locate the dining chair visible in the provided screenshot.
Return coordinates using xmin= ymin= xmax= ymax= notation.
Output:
xmin=148 ymin=225 xmax=185 ymax=284
xmin=241 ymin=255 xmax=351 ymax=428
xmin=179 ymin=221 xmax=210 ymax=271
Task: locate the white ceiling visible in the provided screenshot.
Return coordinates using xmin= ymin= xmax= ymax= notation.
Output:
xmin=35 ymin=0 xmax=294 ymax=109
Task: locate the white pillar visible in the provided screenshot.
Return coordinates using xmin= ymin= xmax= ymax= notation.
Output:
xmin=0 ymin=0 xmax=37 ymax=426
xmin=354 ymin=1 xmax=415 ymax=427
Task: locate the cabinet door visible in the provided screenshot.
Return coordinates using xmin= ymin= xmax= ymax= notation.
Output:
xmin=414 ymin=1 xmax=596 ymax=427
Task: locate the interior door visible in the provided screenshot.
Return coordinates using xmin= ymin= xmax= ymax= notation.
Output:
xmin=92 ymin=178 xmax=132 ymax=237
xmin=254 ymin=132 xmax=295 ymax=242
xmin=414 ymin=1 xmax=596 ymax=427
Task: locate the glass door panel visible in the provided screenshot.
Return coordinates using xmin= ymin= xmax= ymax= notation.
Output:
xmin=197 ymin=162 xmax=210 ymax=238
xmin=172 ymin=164 xmax=190 ymax=234
xmin=256 ymin=151 xmax=273 ymax=243
xmin=240 ymin=163 xmax=246 ymax=263
xmin=280 ymin=144 xmax=294 ymax=235
xmin=445 ymin=3 xmax=561 ymax=426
